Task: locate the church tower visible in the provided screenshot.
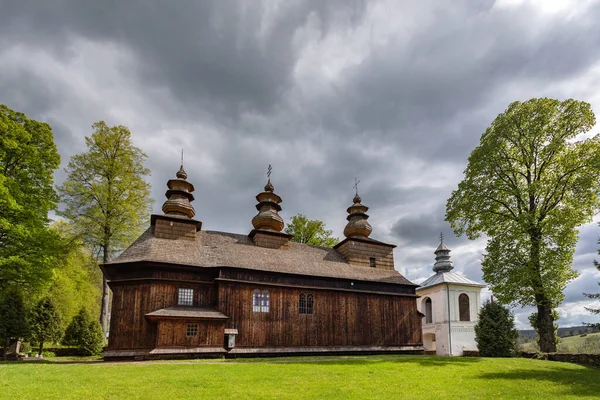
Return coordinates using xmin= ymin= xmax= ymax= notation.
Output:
xmin=249 ymin=168 xmax=292 ymax=249
xmin=151 ymin=160 xmax=202 ymax=240
xmin=333 ymin=186 xmax=396 ymax=269
xmin=416 ymin=235 xmax=485 ymax=356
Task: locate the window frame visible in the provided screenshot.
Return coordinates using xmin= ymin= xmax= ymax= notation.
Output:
xmin=186 ymin=323 xmax=198 ymax=337
xmin=369 ymin=257 xmax=376 ymax=268
xmin=252 ymin=289 xmax=270 ymax=313
xmin=458 ymin=293 xmax=470 ymax=322
xmin=424 ymin=297 xmax=433 ymax=324
xmin=299 ymin=293 xmax=314 ymax=315
xmin=178 ymin=288 xmax=194 ymax=306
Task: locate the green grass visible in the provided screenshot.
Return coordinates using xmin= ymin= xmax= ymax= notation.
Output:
xmin=558 ymin=332 xmax=600 ymax=354
xmin=1 ymin=355 xmax=599 ymax=399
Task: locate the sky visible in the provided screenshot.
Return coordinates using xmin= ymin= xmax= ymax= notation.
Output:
xmin=1 ymin=0 xmax=599 ymax=328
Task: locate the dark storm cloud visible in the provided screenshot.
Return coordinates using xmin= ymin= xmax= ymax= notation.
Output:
xmin=0 ymin=0 xmax=367 ymax=122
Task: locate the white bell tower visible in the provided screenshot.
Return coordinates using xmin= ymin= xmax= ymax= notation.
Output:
xmin=416 ymin=235 xmax=486 ymax=356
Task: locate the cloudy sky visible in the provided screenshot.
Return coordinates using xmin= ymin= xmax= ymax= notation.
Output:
xmin=2 ymin=0 xmax=599 ymax=328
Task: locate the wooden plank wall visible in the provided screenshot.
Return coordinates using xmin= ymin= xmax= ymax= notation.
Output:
xmin=108 ymin=282 xmax=216 ymax=349
xmin=156 ymin=320 xmax=225 ymax=347
xmin=218 ymin=282 xmax=422 ymax=348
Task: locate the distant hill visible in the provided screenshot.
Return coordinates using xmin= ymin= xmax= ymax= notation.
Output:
xmin=519 ymin=325 xmax=600 ymax=342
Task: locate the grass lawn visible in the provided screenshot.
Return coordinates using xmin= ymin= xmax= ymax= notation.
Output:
xmin=1 ymin=355 xmax=599 ymax=399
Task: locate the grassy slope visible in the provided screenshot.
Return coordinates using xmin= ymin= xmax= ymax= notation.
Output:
xmin=1 ymin=355 xmax=599 ymax=399
xmin=560 ymin=332 xmax=600 ymax=347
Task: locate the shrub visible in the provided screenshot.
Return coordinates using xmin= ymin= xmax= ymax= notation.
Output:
xmin=63 ymin=308 xmax=104 ymax=356
xmin=29 ymin=297 xmax=63 ymax=355
xmin=475 ymin=300 xmax=518 ymax=357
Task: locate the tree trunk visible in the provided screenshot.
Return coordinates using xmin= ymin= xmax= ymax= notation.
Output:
xmin=38 ymin=341 xmax=44 ymax=357
xmin=100 ymin=277 xmax=110 ymax=338
xmin=529 ymin=223 xmax=557 ymax=353
xmin=100 ymin=234 xmax=111 ymax=339
xmin=2 ymin=338 xmax=8 ymax=360
xmin=536 ymin=302 xmax=557 ymax=352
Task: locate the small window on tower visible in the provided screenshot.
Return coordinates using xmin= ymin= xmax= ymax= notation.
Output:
xmin=370 ymin=257 xmax=376 ymax=268
xmin=178 ymin=288 xmax=194 ymax=306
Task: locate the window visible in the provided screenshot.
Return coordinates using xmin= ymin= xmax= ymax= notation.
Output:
xmin=253 ymin=289 xmax=270 ymax=313
xmin=459 ymin=293 xmax=470 ymax=322
xmin=178 ymin=288 xmax=194 ymax=306
xmin=424 ymin=298 xmax=432 ymax=324
xmin=186 ymin=323 xmax=198 ymax=337
xmin=299 ymin=293 xmax=314 ymax=315
xmin=369 ymin=257 xmax=376 ymax=268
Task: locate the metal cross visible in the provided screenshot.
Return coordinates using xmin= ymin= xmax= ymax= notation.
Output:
xmin=181 ymin=149 xmax=184 ymax=166
xmin=267 ymin=164 xmax=272 ymax=179
xmin=353 ymin=176 xmax=360 ymax=195
xmin=440 ymin=232 xmax=444 ymax=244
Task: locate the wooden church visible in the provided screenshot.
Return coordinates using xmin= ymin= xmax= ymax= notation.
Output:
xmin=101 ymin=164 xmax=424 ymax=360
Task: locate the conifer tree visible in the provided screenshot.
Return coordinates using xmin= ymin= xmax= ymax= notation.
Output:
xmin=475 ymin=300 xmax=518 ymax=357
xmin=30 ymin=297 xmax=62 ymax=356
xmin=0 ymin=289 xmax=29 ymax=360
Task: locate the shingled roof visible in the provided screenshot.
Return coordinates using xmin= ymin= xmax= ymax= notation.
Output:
xmin=108 ymin=228 xmax=415 ymax=285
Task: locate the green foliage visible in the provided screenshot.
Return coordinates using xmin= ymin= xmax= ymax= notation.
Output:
xmin=0 ymin=289 xmax=29 ymax=359
xmin=46 ymin=222 xmax=102 ymax=331
xmin=80 ymin=320 xmax=104 ymax=356
xmin=446 ymin=98 xmax=600 ymax=352
xmin=475 ymin=300 xmax=519 ymax=357
xmin=59 ymin=121 xmax=153 ymax=333
xmin=63 ymin=308 xmax=104 ymax=356
xmin=284 ymin=214 xmax=339 ymax=247
xmin=0 ymin=104 xmax=62 ymax=296
xmin=583 ymin=222 xmax=600 ymax=330
xmin=29 ymin=297 xmax=62 ymax=355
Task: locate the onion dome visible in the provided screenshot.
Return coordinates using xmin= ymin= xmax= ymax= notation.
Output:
xmin=161 ymin=165 xmax=196 ymax=218
xmin=251 ymin=179 xmax=284 ymax=232
xmin=343 ymin=193 xmax=373 ymax=239
xmin=433 ymin=234 xmax=454 ymax=273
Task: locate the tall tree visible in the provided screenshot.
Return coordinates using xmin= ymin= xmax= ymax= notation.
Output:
xmin=446 ymin=98 xmax=600 ymax=353
xmin=30 ymin=297 xmax=62 ymax=355
xmin=59 ymin=122 xmax=152 ymax=335
xmin=284 ymin=214 xmax=339 ymax=247
xmin=0 ymin=104 xmax=62 ymax=296
xmin=584 ymin=222 xmax=600 ymax=330
xmin=0 ymin=289 xmax=29 ymax=360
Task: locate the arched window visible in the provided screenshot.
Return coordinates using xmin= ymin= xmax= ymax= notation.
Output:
xmin=459 ymin=293 xmax=470 ymax=321
xmin=424 ymin=297 xmax=433 ymax=324
xmin=299 ymin=293 xmax=314 ymax=314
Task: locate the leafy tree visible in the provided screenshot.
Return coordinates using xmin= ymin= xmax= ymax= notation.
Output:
xmin=0 ymin=289 xmax=29 ymax=360
xmin=584 ymin=223 xmax=600 ymax=330
xmin=59 ymin=121 xmax=153 ymax=334
xmin=47 ymin=222 xmax=102 ymax=331
xmin=63 ymin=308 xmax=104 ymax=355
xmin=29 ymin=297 xmax=62 ymax=355
xmin=284 ymin=214 xmax=339 ymax=247
xmin=475 ymin=300 xmax=519 ymax=357
xmin=0 ymin=104 xmax=62 ymax=296
xmin=446 ymin=98 xmax=600 ymax=352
